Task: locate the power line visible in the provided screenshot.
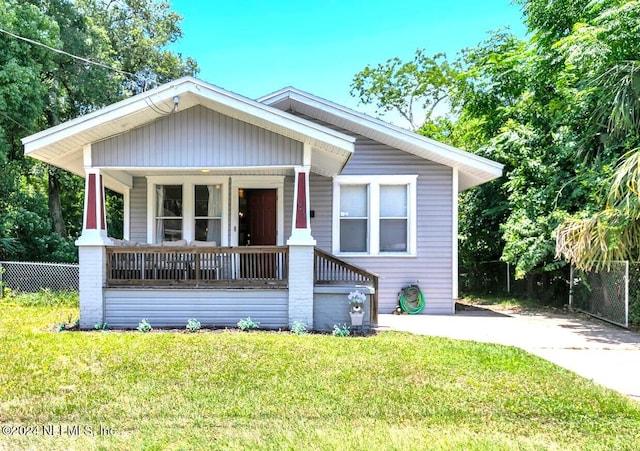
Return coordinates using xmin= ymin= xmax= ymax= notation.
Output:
xmin=0 ymin=27 xmax=136 ymax=77
xmin=0 ymin=109 xmax=31 ymax=132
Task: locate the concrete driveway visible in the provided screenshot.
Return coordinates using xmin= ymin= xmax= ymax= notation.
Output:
xmin=378 ymin=306 xmax=640 ymax=401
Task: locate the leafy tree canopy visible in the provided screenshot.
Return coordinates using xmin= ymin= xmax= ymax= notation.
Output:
xmin=0 ymin=0 xmax=197 ymax=261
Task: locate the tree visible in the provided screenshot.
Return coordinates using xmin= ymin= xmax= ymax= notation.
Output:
xmin=38 ymin=0 xmax=198 ymax=239
xmin=554 ymin=2 xmax=640 ymax=270
xmin=0 ymin=0 xmax=69 ymax=259
xmin=350 ymin=49 xmax=456 ymax=130
xmin=0 ymin=0 xmax=198 ymax=261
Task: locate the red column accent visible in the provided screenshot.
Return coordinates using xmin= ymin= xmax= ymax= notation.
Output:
xmin=295 ymin=171 xmax=308 ymax=229
xmin=86 ymin=174 xmax=97 ymax=229
xmin=99 ymin=175 xmax=106 ymax=229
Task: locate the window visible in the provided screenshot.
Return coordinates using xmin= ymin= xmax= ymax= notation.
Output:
xmin=155 ymin=185 xmax=182 ymax=242
xmin=379 ymin=185 xmax=407 ymax=252
xmin=194 ymin=184 xmax=222 ymax=243
xmin=339 ymin=185 xmax=368 ymax=252
xmin=148 ymin=177 xmax=228 ymax=244
xmin=333 ymin=175 xmax=416 ymax=256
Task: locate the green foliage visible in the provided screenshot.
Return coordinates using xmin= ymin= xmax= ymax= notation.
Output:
xmin=0 ymin=0 xmax=198 ymax=262
xmin=351 ymin=49 xmax=456 ymax=130
xmin=185 ymin=318 xmax=201 ymax=333
xmin=455 ymin=3 xmax=640 ymax=278
xmin=630 ymin=293 xmax=640 ymax=328
xmin=552 ymin=3 xmax=640 ymax=269
xmin=237 ymin=317 xmax=260 ymax=331
xmin=94 ymin=322 xmax=109 ymax=331
xmin=137 ymin=318 xmax=152 ymax=332
xmin=56 ymin=316 xmax=79 ymax=332
xmin=1 ymin=289 xmax=78 ymax=307
xmin=332 ymin=324 xmax=350 ymax=337
xmin=290 ymin=320 xmax=308 ymax=335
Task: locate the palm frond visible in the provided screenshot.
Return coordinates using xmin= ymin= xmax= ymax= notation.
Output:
xmin=556 ymin=209 xmax=640 ymax=271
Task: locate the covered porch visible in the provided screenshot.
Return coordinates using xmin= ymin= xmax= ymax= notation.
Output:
xmin=74 ymin=162 xmax=379 ymax=330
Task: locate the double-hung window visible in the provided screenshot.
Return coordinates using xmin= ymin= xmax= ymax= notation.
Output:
xmin=148 ymin=177 xmax=227 ymax=244
xmin=155 ymin=185 xmax=183 ymax=242
xmin=379 ymin=185 xmax=408 ymax=252
xmin=194 ymin=184 xmax=223 ymax=243
xmin=333 ymin=175 xmax=417 ymax=256
xmin=339 ymin=184 xmax=368 ymax=252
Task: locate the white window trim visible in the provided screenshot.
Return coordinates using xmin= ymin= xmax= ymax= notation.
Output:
xmin=332 ymin=175 xmax=417 ymax=257
xmin=230 ymin=176 xmax=285 ymax=246
xmin=146 ymin=176 xmax=229 ymax=244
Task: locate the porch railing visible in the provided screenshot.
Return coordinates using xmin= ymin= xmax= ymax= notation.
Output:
xmin=106 ymin=246 xmax=288 ymax=288
xmin=314 ymin=247 xmax=379 ymax=323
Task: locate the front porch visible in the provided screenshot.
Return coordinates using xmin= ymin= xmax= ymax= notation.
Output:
xmin=99 ymin=245 xmax=377 ymax=330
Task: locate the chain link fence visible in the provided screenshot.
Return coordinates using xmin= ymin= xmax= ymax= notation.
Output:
xmin=461 ymin=259 xmax=640 ymax=328
xmin=459 ymin=260 xmax=570 ymax=306
xmin=0 ymin=261 xmax=79 ymax=296
xmin=571 ymin=262 xmax=640 ymax=329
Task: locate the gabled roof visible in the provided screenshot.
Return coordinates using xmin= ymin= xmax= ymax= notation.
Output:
xmin=258 ymin=87 xmax=503 ymax=191
xmin=22 ymin=77 xmax=356 ymax=179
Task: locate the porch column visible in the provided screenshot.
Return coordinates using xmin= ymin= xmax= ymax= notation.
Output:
xmin=75 ymin=154 xmax=111 ymax=328
xmin=287 ymin=165 xmax=316 ymax=328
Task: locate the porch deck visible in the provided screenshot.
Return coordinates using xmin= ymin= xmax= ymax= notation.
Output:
xmin=105 ymin=245 xmax=379 ymax=328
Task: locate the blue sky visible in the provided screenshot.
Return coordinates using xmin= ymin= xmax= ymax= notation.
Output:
xmin=169 ymin=0 xmax=527 ymax=119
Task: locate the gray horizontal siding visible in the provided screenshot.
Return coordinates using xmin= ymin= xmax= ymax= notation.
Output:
xmin=313 ymin=286 xmax=373 ymax=331
xmin=93 ymin=105 xmax=303 ymax=168
xmin=309 ymin=173 xmax=333 ymax=249
xmin=303 ymin=123 xmax=453 ymax=314
xmin=105 ymin=288 xmax=288 ymax=329
xmin=129 ymin=177 xmax=147 ymax=243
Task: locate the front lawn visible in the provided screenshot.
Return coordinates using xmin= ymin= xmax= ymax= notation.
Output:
xmin=1 ymin=292 xmax=639 ymax=450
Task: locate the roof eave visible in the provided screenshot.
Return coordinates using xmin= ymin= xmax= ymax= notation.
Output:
xmin=259 ymin=88 xmax=504 ymax=190
xmin=22 ymin=77 xmax=356 ymax=162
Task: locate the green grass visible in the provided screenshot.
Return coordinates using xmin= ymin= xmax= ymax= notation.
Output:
xmin=461 ymin=294 xmax=545 ymax=312
xmin=1 ymin=293 xmax=639 ymax=450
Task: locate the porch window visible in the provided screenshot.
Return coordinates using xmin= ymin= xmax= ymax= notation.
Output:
xmin=148 ymin=176 xmax=230 ymax=245
xmin=155 ymin=185 xmax=183 ymax=242
xmin=333 ymin=175 xmax=417 ymax=256
xmin=194 ymin=184 xmax=222 ymax=243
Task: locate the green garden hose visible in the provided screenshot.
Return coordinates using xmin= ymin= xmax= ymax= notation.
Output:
xmin=399 ymin=285 xmax=425 ymax=314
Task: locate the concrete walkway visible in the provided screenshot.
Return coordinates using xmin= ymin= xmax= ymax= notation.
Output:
xmin=378 ymin=307 xmax=640 ymax=401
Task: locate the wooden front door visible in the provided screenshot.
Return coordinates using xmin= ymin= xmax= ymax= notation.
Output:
xmin=238 ymin=188 xmax=277 ymax=279
xmin=240 ymin=189 xmax=277 ymax=246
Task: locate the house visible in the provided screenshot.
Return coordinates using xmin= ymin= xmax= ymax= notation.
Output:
xmin=21 ymin=77 xmax=502 ymax=330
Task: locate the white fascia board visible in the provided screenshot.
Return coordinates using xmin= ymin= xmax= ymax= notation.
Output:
xmin=23 ymin=83 xmax=174 ymax=153
xmin=260 ymin=88 xmax=504 ymax=180
xmin=23 ymin=77 xmax=355 ymax=157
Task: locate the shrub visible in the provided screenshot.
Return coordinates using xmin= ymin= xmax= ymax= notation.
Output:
xmin=291 ymin=320 xmax=308 ymax=335
xmin=137 ymin=319 xmax=152 ymax=332
xmin=94 ymin=322 xmax=110 ymax=331
xmin=237 ymin=317 xmax=260 ymax=331
xmin=56 ymin=317 xmax=79 ymax=332
xmin=332 ymin=324 xmax=350 ymax=337
xmin=186 ymin=318 xmax=201 ymax=332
